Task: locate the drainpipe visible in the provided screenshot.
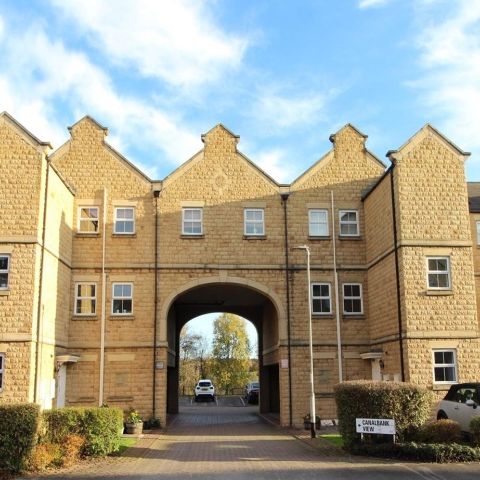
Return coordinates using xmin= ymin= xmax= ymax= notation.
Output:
xmin=280 ymin=192 xmax=293 ymax=426
xmin=99 ymin=187 xmax=107 ymax=405
xmin=389 ymin=168 xmax=405 ymax=381
xmin=34 ymin=156 xmax=50 ymax=404
xmin=152 ymin=189 xmax=161 ymax=419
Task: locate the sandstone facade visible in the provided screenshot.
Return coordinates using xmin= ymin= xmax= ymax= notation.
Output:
xmin=1 ymin=112 xmax=479 ymax=426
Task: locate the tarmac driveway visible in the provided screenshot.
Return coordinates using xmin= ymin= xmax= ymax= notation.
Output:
xmin=25 ymin=399 xmax=480 ymax=480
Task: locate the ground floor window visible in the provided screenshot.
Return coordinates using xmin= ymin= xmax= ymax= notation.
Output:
xmin=112 ymin=283 xmax=133 ymax=315
xmin=0 ymin=255 xmax=9 ymax=289
xmin=311 ymin=283 xmax=331 ymax=314
xmin=433 ymin=349 xmax=457 ymax=383
xmin=342 ymin=283 xmax=363 ymax=314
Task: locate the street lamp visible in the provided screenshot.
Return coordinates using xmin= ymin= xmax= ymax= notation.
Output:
xmin=293 ymin=244 xmax=316 ymax=438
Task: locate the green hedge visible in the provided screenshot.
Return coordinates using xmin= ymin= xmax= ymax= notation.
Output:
xmin=0 ymin=404 xmax=40 ymax=472
xmin=471 ymin=417 xmax=480 ymax=447
xmin=418 ymin=420 xmax=461 ymax=444
xmin=334 ymin=381 xmax=433 ymax=448
xmin=351 ymin=442 xmax=480 ymax=463
xmin=42 ymin=407 xmax=124 ymax=457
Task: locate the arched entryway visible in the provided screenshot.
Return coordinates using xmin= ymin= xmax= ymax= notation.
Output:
xmin=163 ymin=277 xmax=285 ymax=419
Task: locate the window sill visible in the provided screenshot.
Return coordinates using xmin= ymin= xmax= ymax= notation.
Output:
xmin=308 ymin=236 xmax=331 ymax=241
xmin=112 ymin=233 xmax=136 ymax=238
xmin=243 ymin=235 xmax=267 ymax=240
xmin=343 ymin=314 xmax=365 ymax=320
xmin=338 ymin=235 xmax=362 ymax=241
xmin=75 ymin=232 xmax=100 ymax=238
xmin=312 ymin=314 xmax=334 ymax=319
xmin=0 ymin=290 xmax=10 ymax=296
xmin=109 ymin=315 xmax=135 ymax=320
xmin=72 ymin=315 xmax=98 ymax=321
xmin=426 ymin=290 xmax=454 ymax=296
xmin=180 ymin=234 xmax=205 ymax=239
xmin=433 ymin=383 xmax=456 ymax=391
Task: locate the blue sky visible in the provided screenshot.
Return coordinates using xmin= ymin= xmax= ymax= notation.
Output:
xmin=1 ymin=0 xmax=479 ymax=183
xmin=1 ymin=0 xmax=479 ymax=346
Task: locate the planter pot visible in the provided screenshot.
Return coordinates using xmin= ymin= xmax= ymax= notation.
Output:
xmin=303 ymin=418 xmax=321 ymax=430
xmin=125 ymin=421 xmax=143 ymax=435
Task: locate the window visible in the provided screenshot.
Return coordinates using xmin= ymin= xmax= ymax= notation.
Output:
xmin=182 ymin=208 xmax=203 ymax=235
xmin=75 ymin=283 xmax=96 ymax=316
xmin=311 ymin=283 xmax=331 ymax=314
xmin=339 ymin=210 xmax=359 ymax=236
xmin=78 ymin=207 xmax=99 ymax=233
xmin=244 ymin=209 xmax=265 ymax=236
xmin=0 ymin=353 xmax=3 ymax=392
xmin=309 ymin=209 xmax=329 ymax=237
xmin=433 ymin=349 xmax=457 ymax=383
xmin=476 ymin=221 xmax=480 ymax=245
xmin=427 ymin=257 xmax=451 ymax=290
xmin=0 ymin=255 xmax=9 ymax=290
xmin=114 ymin=207 xmax=135 ymax=234
xmin=112 ymin=283 xmax=133 ymax=315
xmin=343 ymin=283 xmax=363 ymax=314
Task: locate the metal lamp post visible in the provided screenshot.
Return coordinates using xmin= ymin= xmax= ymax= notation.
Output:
xmin=293 ymin=245 xmax=316 ymax=438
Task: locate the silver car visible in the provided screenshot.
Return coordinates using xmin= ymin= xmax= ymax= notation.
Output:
xmin=437 ymin=383 xmax=480 ymax=432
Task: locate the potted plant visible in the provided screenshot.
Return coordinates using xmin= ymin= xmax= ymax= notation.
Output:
xmin=303 ymin=413 xmax=321 ymax=430
xmin=125 ymin=408 xmax=143 ymax=435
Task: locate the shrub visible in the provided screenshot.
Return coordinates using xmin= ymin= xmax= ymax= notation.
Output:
xmin=60 ymin=434 xmax=85 ymax=467
xmin=0 ymin=403 xmax=41 ymax=472
xmin=351 ymin=441 xmax=480 ymax=463
xmin=471 ymin=417 xmax=480 ymax=447
xmin=419 ymin=420 xmax=462 ymax=444
xmin=334 ymin=381 xmax=433 ymax=449
xmin=26 ymin=443 xmax=62 ymax=471
xmin=42 ymin=407 xmax=84 ymax=444
xmin=81 ymin=407 xmax=124 ymax=456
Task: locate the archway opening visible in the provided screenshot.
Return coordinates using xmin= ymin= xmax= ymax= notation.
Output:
xmin=165 ymin=282 xmax=280 ymax=419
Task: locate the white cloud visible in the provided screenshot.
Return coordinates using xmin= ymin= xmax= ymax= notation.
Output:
xmin=358 ymin=0 xmax=392 ymax=9
xmin=243 ymin=145 xmax=297 ymax=184
xmin=412 ymin=0 xmax=480 ymax=156
xmin=0 ymin=20 xmax=201 ymax=171
xmin=48 ymin=0 xmax=250 ymax=91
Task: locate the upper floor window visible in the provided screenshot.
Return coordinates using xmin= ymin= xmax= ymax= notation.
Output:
xmin=339 ymin=210 xmax=359 ymax=236
xmin=427 ymin=257 xmax=451 ymax=290
xmin=0 ymin=353 xmax=4 ymax=392
xmin=309 ymin=209 xmax=329 ymax=237
xmin=112 ymin=283 xmax=133 ymax=315
xmin=343 ymin=283 xmax=363 ymax=315
xmin=433 ymin=349 xmax=457 ymax=384
xmin=78 ymin=207 xmax=99 ymax=233
xmin=311 ymin=283 xmax=331 ymax=314
xmin=244 ymin=209 xmax=265 ymax=236
xmin=0 ymin=255 xmax=9 ymax=290
xmin=114 ymin=207 xmax=135 ymax=234
xmin=75 ymin=283 xmax=96 ymax=316
xmin=476 ymin=221 xmax=480 ymax=245
xmin=182 ymin=208 xmax=203 ymax=235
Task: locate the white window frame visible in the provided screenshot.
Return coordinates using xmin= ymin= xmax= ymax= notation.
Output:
xmin=78 ymin=206 xmax=99 ymax=233
xmin=311 ymin=283 xmax=332 ymax=315
xmin=111 ymin=282 xmax=133 ymax=316
xmin=426 ymin=256 xmax=451 ymax=290
xmin=182 ymin=208 xmax=203 ymax=235
xmin=74 ymin=282 xmax=97 ymax=316
xmin=114 ymin=207 xmax=135 ymax=234
xmin=244 ymin=208 xmax=265 ymax=236
xmin=432 ymin=349 xmax=457 ymax=384
xmin=476 ymin=221 xmax=480 ymax=245
xmin=339 ymin=210 xmax=359 ymax=237
xmin=0 ymin=353 xmax=4 ymax=392
xmin=0 ymin=254 xmax=10 ymax=290
xmin=308 ymin=209 xmax=329 ymax=237
xmin=342 ymin=283 xmax=363 ymax=315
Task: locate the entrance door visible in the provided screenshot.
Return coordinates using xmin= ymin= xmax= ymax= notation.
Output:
xmin=56 ymin=364 xmax=66 ymax=408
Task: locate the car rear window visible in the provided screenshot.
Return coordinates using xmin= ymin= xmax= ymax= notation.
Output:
xmin=199 ymin=381 xmax=211 ymax=387
xmin=252 ymin=383 xmax=259 ymax=389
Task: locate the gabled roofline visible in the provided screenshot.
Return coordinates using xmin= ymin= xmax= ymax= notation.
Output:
xmin=0 ymin=111 xmax=52 ymax=149
xmin=201 ymin=123 xmax=240 ymax=142
xmin=387 ymin=124 xmax=471 ymax=160
xmin=329 ymin=123 xmax=368 ymax=143
xmin=291 ymin=149 xmax=334 ymax=187
xmin=48 ymin=161 xmax=76 ymax=196
xmin=68 ymin=115 xmax=108 ymax=133
xmin=161 ymin=149 xmax=204 ymax=187
xmin=103 ymin=142 xmax=152 ymax=183
xmin=237 ymin=150 xmax=280 ymax=187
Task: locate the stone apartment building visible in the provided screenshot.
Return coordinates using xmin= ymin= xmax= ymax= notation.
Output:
xmin=1 ymin=110 xmax=479 ymax=427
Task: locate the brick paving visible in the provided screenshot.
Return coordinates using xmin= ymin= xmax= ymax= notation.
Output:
xmin=24 ymin=405 xmax=480 ymax=480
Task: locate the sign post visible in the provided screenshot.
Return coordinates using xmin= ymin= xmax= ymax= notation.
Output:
xmin=356 ymin=418 xmax=396 ymax=442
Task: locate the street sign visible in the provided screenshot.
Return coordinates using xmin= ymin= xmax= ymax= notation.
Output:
xmin=356 ymin=418 xmax=396 ymax=435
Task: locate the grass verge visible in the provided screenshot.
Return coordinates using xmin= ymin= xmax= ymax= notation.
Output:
xmin=320 ymin=434 xmax=344 ymax=447
xmin=111 ymin=437 xmax=138 ymax=456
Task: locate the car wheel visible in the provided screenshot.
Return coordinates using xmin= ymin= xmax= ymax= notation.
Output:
xmin=437 ymin=410 xmax=448 ymax=420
